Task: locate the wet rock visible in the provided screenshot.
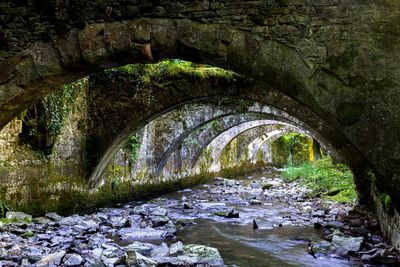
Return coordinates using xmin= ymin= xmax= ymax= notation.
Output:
xmin=214 ymin=209 xmax=239 ymax=218
xmin=332 ymin=235 xmax=363 ymax=255
xmin=6 ymin=212 xmax=32 ymax=222
xmin=313 ymin=240 xmax=335 ymax=254
xmin=184 ymin=244 xmax=224 ymax=266
xmin=253 ymin=219 xmax=259 ymax=230
xmin=150 ymin=215 xmax=169 ymax=227
xmin=126 ymin=251 xmax=157 ymax=267
xmin=125 ymin=241 xmax=156 ymax=257
xmin=183 ymin=202 xmax=193 ymax=209
xmin=250 ymin=199 xmax=262 ymax=205
xmin=169 ymin=241 xmax=184 ymax=256
xmin=198 ymin=202 xmax=226 ymax=211
xmin=63 ymin=253 xmax=83 ymax=266
xmin=36 ymin=250 xmax=66 ymax=267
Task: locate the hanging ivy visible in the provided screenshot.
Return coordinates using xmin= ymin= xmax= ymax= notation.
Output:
xmin=42 ymin=78 xmax=87 ymax=137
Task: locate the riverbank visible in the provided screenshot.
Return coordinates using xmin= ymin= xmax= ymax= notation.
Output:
xmin=0 ymin=169 xmax=398 ymax=266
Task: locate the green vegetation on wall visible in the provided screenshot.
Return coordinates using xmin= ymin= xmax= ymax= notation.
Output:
xmin=124 ymin=133 xmax=142 ymax=164
xmin=20 ymin=79 xmax=87 ymax=154
xmin=271 ymin=132 xmax=311 ymax=167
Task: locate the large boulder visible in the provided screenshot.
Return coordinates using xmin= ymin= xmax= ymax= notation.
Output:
xmin=332 ymin=235 xmax=363 ymax=256
xmin=184 ymin=244 xmax=224 ymax=266
xmin=6 ymin=212 xmax=32 ymax=222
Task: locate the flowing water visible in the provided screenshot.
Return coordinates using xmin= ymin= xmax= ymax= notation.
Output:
xmin=120 ymin=170 xmax=359 ymax=266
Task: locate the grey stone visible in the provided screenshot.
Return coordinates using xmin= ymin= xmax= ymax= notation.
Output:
xmin=6 ymin=212 xmax=32 ymax=222
xmin=169 ymin=241 xmax=184 ymax=256
xmin=45 ymin=212 xmax=62 ymax=221
xmin=36 ymin=250 xmax=66 ymax=267
xmin=184 ymin=244 xmax=224 ymax=266
xmin=332 ymin=235 xmax=363 ymax=253
xmin=64 ymin=253 xmax=83 ymax=266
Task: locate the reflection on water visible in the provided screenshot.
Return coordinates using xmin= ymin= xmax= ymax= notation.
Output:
xmin=176 ymin=220 xmax=356 ymax=267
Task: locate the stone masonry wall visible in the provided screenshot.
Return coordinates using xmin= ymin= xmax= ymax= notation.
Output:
xmin=0 ymin=119 xmax=22 ymax=161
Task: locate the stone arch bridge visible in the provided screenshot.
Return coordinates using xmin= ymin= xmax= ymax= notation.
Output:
xmin=0 ymin=0 xmax=400 ymax=246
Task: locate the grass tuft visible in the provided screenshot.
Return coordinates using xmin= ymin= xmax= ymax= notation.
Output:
xmin=282 ymin=157 xmax=357 ymax=203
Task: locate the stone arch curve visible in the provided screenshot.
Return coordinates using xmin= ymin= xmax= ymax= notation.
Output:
xmin=247 ymin=128 xmax=313 ymax=164
xmin=193 ymin=120 xmax=292 ymax=174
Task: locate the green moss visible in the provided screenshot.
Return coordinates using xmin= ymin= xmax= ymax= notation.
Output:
xmin=117 ymin=59 xmax=239 ymax=86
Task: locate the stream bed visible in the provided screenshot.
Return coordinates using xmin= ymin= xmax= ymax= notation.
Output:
xmin=1 ymin=168 xmax=399 ymax=266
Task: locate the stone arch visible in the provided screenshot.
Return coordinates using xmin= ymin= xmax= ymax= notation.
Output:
xmin=2 ymin=2 xmax=399 ymax=209
xmin=247 ymin=128 xmax=313 ymax=164
xmin=193 ymin=120 xmax=292 ymax=174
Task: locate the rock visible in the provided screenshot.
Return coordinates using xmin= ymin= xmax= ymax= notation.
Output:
xmin=214 ymin=209 xmax=239 ymax=218
xmin=262 ymin=184 xmax=273 ymax=190
xmin=33 ymin=217 xmax=52 ymax=225
xmin=6 ymin=212 xmax=32 ymax=222
xmin=332 ymin=235 xmax=363 ymax=254
xmin=150 ymin=243 xmax=169 ymax=258
xmin=250 ymin=199 xmax=262 ymax=205
xmin=313 ymin=241 xmax=335 ymax=254
xmin=0 ymin=248 xmax=7 ymax=258
xmin=329 ymin=208 xmax=340 ymax=215
xmin=126 ymin=251 xmax=157 ymax=267
xmin=45 ymin=212 xmax=62 ymax=221
xmin=311 ymin=210 xmax=325 ymax=218
xmin=0 ymin=261 xmax=17 ymax=266
xmin=119 ymin=228 xmax=167 ymax=240
xmin=125 ymin=241 xmax=156 ymax=257
xmin=253 ymin=219 xmax=259 ymax=230
xmin=250 ymin=181 xmax=261 ymax=189
xmin=64 ymin=253 xmax=83 ymax=266
xmin=59 ymin=216 xmax=80 ymax=226
xmin=314 ymin=222 xmax=322 ymax=229
xmin=169 ymin=241 xmax=184 ymax=256
xmin=36 ymin=250 xmax=66 ymax=267
xmin=184 ymin=244 xmax=224 ymax=266
xmin=324 ymin=221 xmax=344 ymax=229
xmin=183 ymin=202 xmax=193 ymax=209
xmin=20 ymin=259 xmax=30 ymax=267
xmin=150 ymin=215 xmax=169 ymax=227
xmin=198 ymin=203 xmax=227 ymax=211
xmin=223 ymin=179 xmax=236 ymax=187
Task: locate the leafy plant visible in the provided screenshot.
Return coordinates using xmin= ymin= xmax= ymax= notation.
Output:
xmin=0 ymin=200 xmax=11 ymax=218
xmin=124 ymin=134 xmax=142 ymax=164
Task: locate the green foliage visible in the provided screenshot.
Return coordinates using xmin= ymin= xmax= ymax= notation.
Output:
xmin=20 ymin=78 xmax=86 ymax=153
xmin=42 ymin=79 xmax=86 ymax=136
xmin=0 ymin=200 xmax=11 ymax=218
xmin=380 ymin=193 xmax=393 ymax=211
xmin=282 ymin=157 xmax=357 ymax=203
xmin=272 ymin=132 xmax=310 ymax=167
xmin=124 ymin=134 xmax=142 ymax=163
